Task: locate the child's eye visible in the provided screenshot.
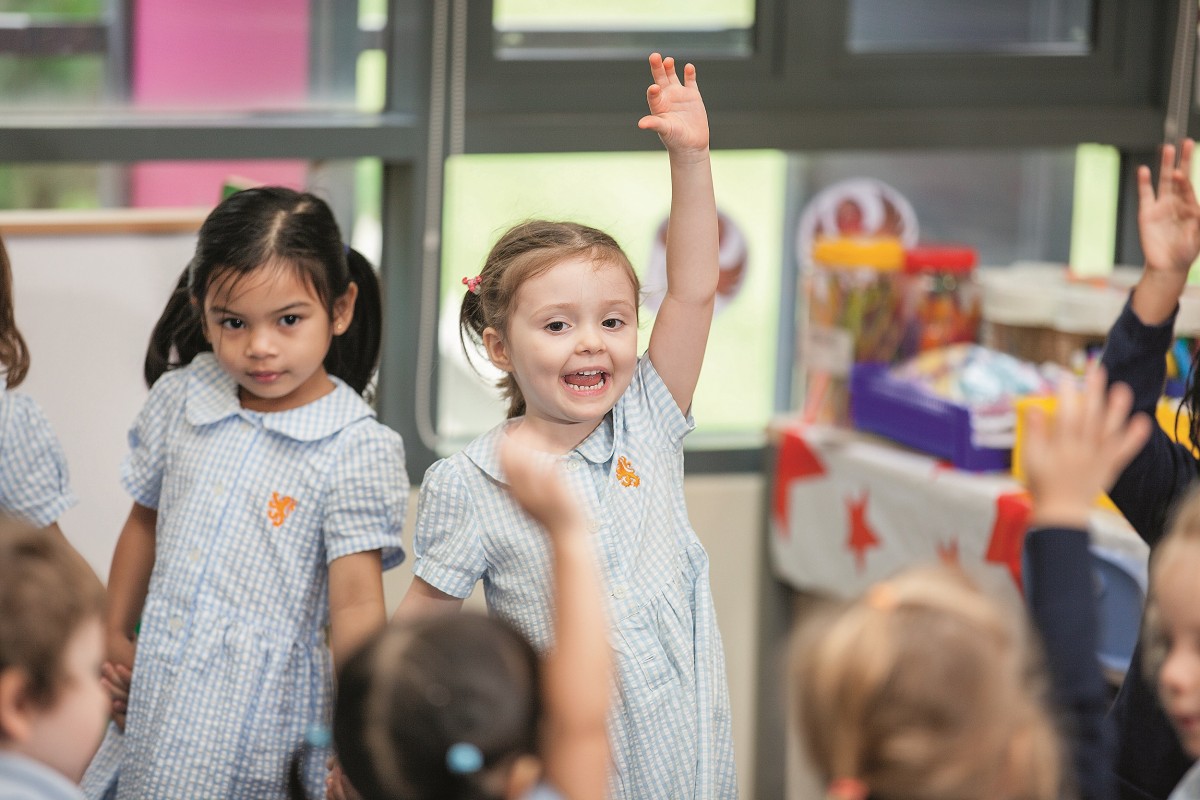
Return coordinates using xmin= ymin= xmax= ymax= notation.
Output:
xmin=280 ymin=314 xmax=301 ymax=327
xmin=545 ymin=321 xmax=568 ymax=333
xmin=220 ymin=318 xmax=245 ymax=330
xmin=602 ymin=318 xmax=625 ymax=330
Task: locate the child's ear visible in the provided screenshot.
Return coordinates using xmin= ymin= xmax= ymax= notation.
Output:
xmin=482 ymin=326 xmax=513 ymax=372
xmin=332 ymin=282 xmax=359 ymax=336
xmin=0 ymin=667 xmax=34 ymax=743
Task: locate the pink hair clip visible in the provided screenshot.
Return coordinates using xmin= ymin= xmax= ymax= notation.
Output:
xmin=827 ymin=777 xmax=870 ymax=800
xmin=462 ymin=275 xmax=483 ymax=295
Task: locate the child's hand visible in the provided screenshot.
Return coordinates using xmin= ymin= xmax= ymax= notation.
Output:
xmin=103 ymin=632 xmax=136 ymax=730
xmin=500 ymin=435 xmax=585 ymax=538
xmin=1022 ymin=365 xmax=1151 ymax=529
xmin=1139 ymin=139 xmax=1200 ymax=277
xmin=325 ymin=757 xmax=361 ymax=800
xmin=637 ymin=52 xmax=709 ymax=159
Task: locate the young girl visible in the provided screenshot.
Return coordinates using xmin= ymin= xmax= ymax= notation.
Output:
xmin=0 ymin=234 xmax=77 ymax=535
xmin=1098 ymin=138 xmax=1200 ymax=800
xmin=397 ymin=53 xmax=736 ymax=798
xmin=790 ymin=567 xmax=1064 ymax=800
xmin=80 ymin=187 xmax=409 ymax=799
xmin=322 ymin=439 xmax=610 ymax=800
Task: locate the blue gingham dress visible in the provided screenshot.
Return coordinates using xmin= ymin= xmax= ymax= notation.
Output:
xmin=0 ymin=387 xmax=76 ymax=526
xmin=81 ymin=354 xmax=407 ymax=800
xmin=414 ymin=355 xmax=737 ymax=799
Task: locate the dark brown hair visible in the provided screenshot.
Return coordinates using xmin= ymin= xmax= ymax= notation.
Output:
xmin=460 ymin=220 xmax=640 ymax=418
xmin=144 ymin=187 xmax=382 ymax=395
xmin=0 ymin=235 xmax=30 ymax=389
xmin=0 ymin=518 xmax=105 ymax=708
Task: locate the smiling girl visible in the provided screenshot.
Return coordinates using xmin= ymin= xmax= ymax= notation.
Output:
xmin=395 ymin=54 xmax=735 ymax=799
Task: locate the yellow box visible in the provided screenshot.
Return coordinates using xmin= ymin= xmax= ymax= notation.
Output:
xmin=1013 ymin=395 xmax=1195 ymax=512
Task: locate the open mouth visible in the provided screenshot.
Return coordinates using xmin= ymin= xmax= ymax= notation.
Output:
xmin=562 ymin=370 xmax=609 ymax=393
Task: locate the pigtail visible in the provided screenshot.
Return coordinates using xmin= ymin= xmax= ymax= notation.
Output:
xmin=325 ymin=247 xmax=382 ymax=397
xmin=0 ymin=236 xmax=30 ymax=388
xmin=144 ymin=265 xmax=210 ymax=389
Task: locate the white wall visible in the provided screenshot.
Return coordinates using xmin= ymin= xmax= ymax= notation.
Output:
xmin=6 ymin=218 xmax=199 ymax=575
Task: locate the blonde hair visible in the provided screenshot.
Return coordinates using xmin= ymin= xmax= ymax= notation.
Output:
xmin=1143 ymin=486 xmax=1200 ymax=681
xmin=459 ymin=220 xmax=640 ymax=418
xmin=791 ymin=566 xmax=1062 ymax=800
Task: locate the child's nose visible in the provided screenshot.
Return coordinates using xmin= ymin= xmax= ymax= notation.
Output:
xmin=576 ymin=324 xmax=606 ymax=354
xmin=245 ymin=328 xmax=276 ymax=357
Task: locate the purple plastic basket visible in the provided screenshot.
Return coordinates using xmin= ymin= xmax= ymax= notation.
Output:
xmin=849 ymin=362 xmax=1011 ymax=472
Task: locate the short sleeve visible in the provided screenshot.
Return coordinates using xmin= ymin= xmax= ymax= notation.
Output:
xmin=0 ymin=394 xmax=76 ymax=527
xmin=412 ymin=457 xmax=487 ymax=599
xmin=322 ymin=422 xmax=408 ymax=569
xmin=628 ymin=354 xmax=694 ymax=447
xmin=120 ymin=369 xmax=187 ymax=509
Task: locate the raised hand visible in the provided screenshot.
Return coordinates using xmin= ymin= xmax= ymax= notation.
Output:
xmin=1022 ymin=365 xmax=1151 ymax=529
xmin=500 ymin=435 xmax=584 ymax=538
xmin=1139 ymin=139 xmax=1200 ymax=277
xmin=637 ymin=52 xmax=710 ymax=158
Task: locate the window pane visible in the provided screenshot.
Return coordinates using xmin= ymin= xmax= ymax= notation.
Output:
xmin=493 ymin=0 xmax=755 ymax=58
xmin=438 ymin=150 xmax=786 ymax=448
xmin=847 ymin=0 xmax=1092 ymax=54
xmin=0 ymin=0 xmax=388 ymax=110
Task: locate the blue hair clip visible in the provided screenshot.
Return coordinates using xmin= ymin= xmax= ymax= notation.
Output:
xmin=305 ymin=723 xmax=332 ymax=749
xmin=446 ymin=742 xmax=484 ymax=774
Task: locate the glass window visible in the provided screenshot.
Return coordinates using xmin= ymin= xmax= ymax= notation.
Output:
xmin=0 ymin=0 xmax=388 ymax=110
xmin=493 ymin=0 xmax=756 ymax=58
xmin=847 ymin=0 xmax=1093 ymax=55
xmin=438 ymin=150 xmax=786 ymax=448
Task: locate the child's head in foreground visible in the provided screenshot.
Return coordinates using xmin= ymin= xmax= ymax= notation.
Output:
xmin=460 ymin=220 xmax=642 ymax=420
xmin=332 ymin=613 xmax=543 ymax=800
xmin=1144 ymin=487 xmax=1200 ymax=759
xmin=791 ymin=566 xmax=1062 ymax=800
xmin=0 ymin=517 xmax=107 ymax=782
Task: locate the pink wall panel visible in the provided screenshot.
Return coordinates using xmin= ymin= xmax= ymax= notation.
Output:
xmin=130 ymin=0 xmax=310 ymax=206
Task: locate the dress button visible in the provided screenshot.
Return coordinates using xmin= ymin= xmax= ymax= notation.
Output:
xmin=169 ymin=617 xmax=184 ymax=632
xmin=566 ymin=460 xmax=581 ymax=473
xmin=189 ymin=549 xmax=202 ymax=563
xmin=613 ymin=584 xmax=626 ymax=600
xmin=214 ymin=483 xmax=224 ymax=496
xmin=588 ymin=518 xmax=601 ymax=533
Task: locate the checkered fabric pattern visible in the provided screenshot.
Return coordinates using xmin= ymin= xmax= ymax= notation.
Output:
xmin=0 ymin=388 xmax=75 ymax=526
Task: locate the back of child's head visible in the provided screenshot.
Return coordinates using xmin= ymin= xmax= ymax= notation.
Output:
xmin=333 ymin=613 xmax=542 ymax=800
xmin=461 ymin=220 xmax=640 ymax=418
xmin=791 ymin=566 xmax=1062 ymax=800
xmin=144 ymin=186 xmax=382 ymax=395
xmin=0 ymin=234 xmax=30 ymax=389
xmin=0 ymin=517 xmax=104 ymax=712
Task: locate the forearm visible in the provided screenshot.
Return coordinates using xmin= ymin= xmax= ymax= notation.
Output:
xmin=543 ymin=529 xmax=611 ymax=795
xmin=328 ymin=550 xmax=386 ymax=668
xmin=664 ymin=150 xmax=719 ymax=306
xmin=106 ymin=504 xmax=157 ymax=642
xmin=1131 ymin=270 xmax=1188 ymax=327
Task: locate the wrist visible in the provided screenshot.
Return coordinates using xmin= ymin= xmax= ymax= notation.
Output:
xmin=1029 ymin=500 xmax=1093 ymax=531
xmin=1132 ymin=271 xmax=1185 ymax=326
xmin=667 ymin=147 xmax=711 ymax=168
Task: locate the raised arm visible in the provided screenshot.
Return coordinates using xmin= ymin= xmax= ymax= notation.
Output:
xmin=640 ymin=52 xmax=719 ymax=413
xmin=103 ymin=501 xmax=157 ymax=729
xmin=1021 ymin=367 xmax=1150 ymax=800
xmin=500 ymin=439 xmax=611 ymax=800
xmin=1132 ymin=139 xmax=1200 ymax=326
